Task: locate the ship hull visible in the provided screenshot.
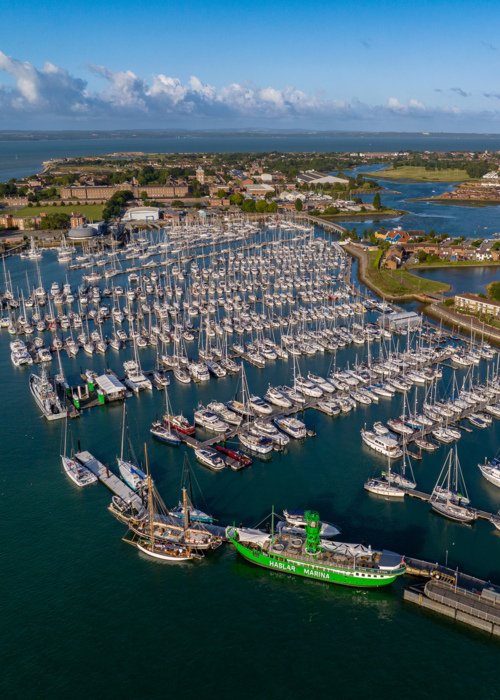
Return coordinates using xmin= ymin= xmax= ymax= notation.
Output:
xmin=231 ymin=539 xmax=404 ymax=588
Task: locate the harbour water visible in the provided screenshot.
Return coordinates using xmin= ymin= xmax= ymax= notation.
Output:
xmin=0 ymin=224 xmax=499 ymax=698
xmin=411 ymin=265 xmax=500 ymax=296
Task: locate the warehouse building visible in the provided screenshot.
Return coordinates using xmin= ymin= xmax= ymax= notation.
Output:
xmin=378 ymin=310 xmax=422 ymax=331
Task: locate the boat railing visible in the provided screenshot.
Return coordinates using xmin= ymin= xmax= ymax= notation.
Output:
xmin=265 ymin=546 xmax=404 ymax=576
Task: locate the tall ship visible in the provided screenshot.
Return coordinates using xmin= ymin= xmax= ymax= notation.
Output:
xmin=226 ymin=510 xmax=406 ymax=588
xmin=29 ymin=367 xmax=67 ymax=421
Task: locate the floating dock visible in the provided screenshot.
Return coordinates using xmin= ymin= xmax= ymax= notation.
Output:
xmin=75 ymin=450 xmax=144 ymax=511
xmin=403 ymin=489 xmax=495 ymax=522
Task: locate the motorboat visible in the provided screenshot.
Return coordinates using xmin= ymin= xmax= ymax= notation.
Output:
xmin=194 ymin=408 xmax=229 ymax=433
xmin=265 ymin=386 xmax=293 ymax=409
xmin=249 ymin=395 xmax=273 ymax=416
xmin=273 ymin=416 xmax=306 ymax=439
xmin=478 ymin=457 xmax=500 ymax=488
xmin=360 ymin=429 xmax=402 ymax=458
xmin=194 ymin=447 xmax=226 ymax=471
xmin=29 ymin=368 xmax=67 ymax=421
xmin=238 ymin=430 xmax=274 ymax=454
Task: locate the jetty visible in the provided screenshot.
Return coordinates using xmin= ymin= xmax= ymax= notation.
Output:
xmin=75 ymin=450 xmax=144 ymax=512
xmin=404 ymin=556 xmax=500 ymax=637
xmin=402 ymin=489 xmax=495 ymax=522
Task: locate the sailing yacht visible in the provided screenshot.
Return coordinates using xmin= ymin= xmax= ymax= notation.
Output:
xmin=430 ymin=448 xmax=477 ymax=523
xmin=117 ymin=405 xmax=147 ymax=491
xmin=61 ymin=417 xmax=97 ymax=487
xmin=169 ymin=456 xmax=215 ymax=524
xmin=364 ymin=454 xmax=406 ymax=498
xmin=128 ymin=446 xmax=200 ymax=562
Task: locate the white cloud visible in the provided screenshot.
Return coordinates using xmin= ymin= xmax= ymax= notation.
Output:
xmin=0 ymin=51 xmax=498 ymax=129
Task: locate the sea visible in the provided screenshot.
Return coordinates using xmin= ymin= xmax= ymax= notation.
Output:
xmin=3 ymin=129 xmax=500 ymax=181
xmin=0 ymin=136 xmax=499 ymax=699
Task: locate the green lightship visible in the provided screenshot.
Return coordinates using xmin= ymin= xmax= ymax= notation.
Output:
xmin=226 ymin=510 xmax=405 ymax=588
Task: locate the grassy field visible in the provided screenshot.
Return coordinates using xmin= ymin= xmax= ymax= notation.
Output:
xmin=317 ymin=208 xmax=404 ymax=220
xmin=365 ymin=166 xmax=470 ymax=182
xmin=365 ymin=249 xmax=449 ymax=297
xmin=3 ymin=204 xmax=104 ymax=220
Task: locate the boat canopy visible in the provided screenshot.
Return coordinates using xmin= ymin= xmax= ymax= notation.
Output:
xmin=378 ymin=550 xmax=404 ymax=570
xmin=236 ymin=528 xmax=271 ymax=546
xmin=321 ymin=541 xmax=372 ymax=557
xmin=96 ymin=373 xmax=126 ymax=395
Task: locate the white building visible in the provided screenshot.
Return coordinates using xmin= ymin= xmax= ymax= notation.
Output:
xmin=121 ymin=207 xmax=160 ymax=222
xmin=297 ymin=170 xmax=349 ymax=186
xmin=455 ymin=294 xmax=500 ymax=318
xmin=378 ymin=311 xmax=422 ymax=331
xmin=67 ymin=221 xmax=106 ymax=240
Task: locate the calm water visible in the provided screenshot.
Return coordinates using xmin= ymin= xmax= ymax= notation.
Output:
xmin=340 ymin=164 xmax=500 ymax=238
xmin=3 ymin=131 xmax=500 ymax=181
xmin=0 ymin=239 xmax=499 ymax=698
xmin=412 ymin=265 xmax=500 ymax=296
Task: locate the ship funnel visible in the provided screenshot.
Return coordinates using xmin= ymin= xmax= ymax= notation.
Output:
xmin=304 ymin=510 xmax=321 ymax=555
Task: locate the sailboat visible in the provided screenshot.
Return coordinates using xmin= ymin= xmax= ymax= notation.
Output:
xmin=117 ymin=404 xmax=147 ymax=491
xmin=60 ymin=416 xmax=97 ymax=487
xmin=389 ymin=441 xmax=417 ymax=490
xmin=150 ymin=384 xmax=182 ymax=445
xmin=169 ymin=455 xmax=215 ymax=523
xmin=129 ymin=445 xmax=197 ymax=561
xmin=364 ymin=453 xmax=406 ymax=498
xmin=430 ymin=447 xmax=477 ymax=523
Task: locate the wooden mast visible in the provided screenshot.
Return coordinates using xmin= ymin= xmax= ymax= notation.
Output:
xmin=144 ymin=443 xmax=154 ymax=547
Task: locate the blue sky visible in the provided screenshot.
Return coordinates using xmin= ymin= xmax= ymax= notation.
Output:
xmin=1 ymin=0 xmax=500 ymax=130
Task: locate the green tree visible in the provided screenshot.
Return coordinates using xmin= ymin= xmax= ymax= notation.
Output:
xmin=217 ymin=189 xmax=226 ymax=198
xmin=102 ymin=190 xmax=134 ymax=220
xmin=241 ymin=198 xmax=256 ymax=213
xmin=40 ymin=212 xmax=70 ymax=230
xmin=373 ymin=192 xmax=382 ymax=210
xmin=488 ymin=281 xmax=500 ymax=301
xmin=229 ymin=193 xmax=244 ymax=206
xmin=295 ymin=198 xmax=303 ymax=212
xmin=255 ymin=200 xmax=268 ymax=213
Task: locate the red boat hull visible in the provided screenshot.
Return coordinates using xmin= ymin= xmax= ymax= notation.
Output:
xmin=164 ymin=416 xmax=196 ymax=436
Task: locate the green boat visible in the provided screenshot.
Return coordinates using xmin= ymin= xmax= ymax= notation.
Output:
xmin=226 ymin=510 xmax=406 ymax=588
